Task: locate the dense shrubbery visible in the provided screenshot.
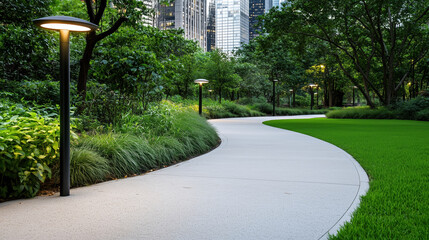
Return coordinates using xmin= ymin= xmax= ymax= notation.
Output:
xmin=0 ymin=101 xmax=65 ymax=198
xmin=327 ymin=96 xmax=429 ymax=121
xmin=0 ymin=100 xmax=218 ymax=199
xmin=171 ymin=96 xmax=327 ymax=118
xmin=0 ymin=79 xmax=61 ymax=105
xmin=67 ymin=101 xmax=218 ymax=187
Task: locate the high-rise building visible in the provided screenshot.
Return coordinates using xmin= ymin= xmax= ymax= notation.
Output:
xmin=249 ymin=0 xmax=273 ymax=40
xmin=215 ymin=0 xmax=249 ymax=53
xmin=206 ymin=0 xmax=216 ymax=51
xmin=272 ymin=0 xmax=287 ymax=8
xmin=156 ymin=0 xmax=207 ymax=51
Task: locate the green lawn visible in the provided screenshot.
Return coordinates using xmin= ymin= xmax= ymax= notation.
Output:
xmin=264 ymin=118 xmax=429 ymax=239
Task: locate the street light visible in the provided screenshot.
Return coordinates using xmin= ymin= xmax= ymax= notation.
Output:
xmin=309 ymin=83 xmax=318 ymax=110
xmin=272 ymin=79 xmax=278 ymax=116
xmin=352 ymin=86 xmax=358 ymax=106
xmin=289 ymin=89 xmax=293 ymax=108
xmin=194 ymin=79 xmax=209 ymax=115
xmin=33 ymin=16 xmax=98 ymax=196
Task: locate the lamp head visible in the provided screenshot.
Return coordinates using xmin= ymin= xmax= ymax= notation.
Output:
xmin=273 ymin=79 xmax=278 ymax=82
xmin=194 ymin=79 xmax=209 ymax=85
xmin=309 ymin=83 xmax=318 ymax=88
xmin=33 ymin=16 xmax=98 ymax=32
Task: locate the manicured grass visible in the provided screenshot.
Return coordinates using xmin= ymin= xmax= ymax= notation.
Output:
xmin=263 ymin=118 xmax=429 ymax=239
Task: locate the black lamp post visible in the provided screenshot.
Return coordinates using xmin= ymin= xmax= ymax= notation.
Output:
xmin=289 ymin=89 xmax=293 ymax=107
xmin=352 ymin=86 xmax=358 ymax=106
xmin=272 ymin=79 xmax=278 ymax=116
xmin=33 ymin=16 xmax=98 ymax=196
xmin=194 ymin=79 xmax=209 ymax=115
xmin=309 ymin=83 xmax=317 ymax=110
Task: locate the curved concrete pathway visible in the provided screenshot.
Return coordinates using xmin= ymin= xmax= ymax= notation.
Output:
xmin=0 ymin=115 xmax=368 ymax=240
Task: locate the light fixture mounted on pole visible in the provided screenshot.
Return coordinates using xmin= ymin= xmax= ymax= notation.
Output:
xmin=309 ymin=83 xmax=318 ymax=110
xmin=289 ymin=89 xmax=293 ymax=108
xmin=194 ymin=79 xmax=209 ymax=115
xmin=272 ymin=79 xmax=278 ymax=116
xmin=352 ymin=86 xmax=358 ymax=106
xmin=33 ymin=16 xmax=98 ymax=197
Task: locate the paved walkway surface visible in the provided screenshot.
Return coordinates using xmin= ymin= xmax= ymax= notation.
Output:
xmin=0 ymin=115 xmax=368 ymax=240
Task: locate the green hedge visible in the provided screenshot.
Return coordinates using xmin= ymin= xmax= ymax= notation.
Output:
xmin=327 ymin=96 xmax=429 ymax=121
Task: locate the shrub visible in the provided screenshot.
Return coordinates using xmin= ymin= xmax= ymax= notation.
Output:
xmin=0 ymin=79 xmax=61 ymax=105
xmin=69 ymin=148 xmax=110 ymax=187
xmin=327 ymin=96 xmax=429 ymax=121
xmin=69 ymin=101 xmax=219 ymax=186
xmin=0 ymin=103 xmax=60 ymax=198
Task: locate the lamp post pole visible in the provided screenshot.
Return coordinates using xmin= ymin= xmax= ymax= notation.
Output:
xmin=353 ymin=86 xmax=356 ymax=106
xmin=316 ymin=87 xmax=319 ymax=109
xmin=194 ymin=79 xmax=209 ymax=115
xmin=289 ymin=89 xmax=293 ymax=107
xmin=198 ymin=84 xmax=203 ymax=115
xmin=34 ymin=16 xmax=98 ymax=196
xmin=59 ymin=29 xmax=71 ymax=196
xmin=309 ymin=84 xmax=317 ymax=110
xmin=272 ymin=80 xmax=278 ymax=116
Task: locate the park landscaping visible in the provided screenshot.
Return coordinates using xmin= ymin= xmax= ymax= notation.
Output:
xmin=264 ymin=118 xmax=429 ymax=239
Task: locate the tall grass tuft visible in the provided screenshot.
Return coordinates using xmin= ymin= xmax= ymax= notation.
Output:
xmin=67 ymin=101 xmax=219 ymax=186
xmin=70 ymin=148 xmax=110 ymax=187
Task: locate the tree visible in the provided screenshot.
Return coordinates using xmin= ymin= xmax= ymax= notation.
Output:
xmin=263 ymin=0 xmax=429 ymax=106
xmin=77 ymin=0 xmax=150 ymax=102
xmin=204 ymin=49 xmax=236 ymax=103
xmin=0 ymin=0 xmax=56 ymax=82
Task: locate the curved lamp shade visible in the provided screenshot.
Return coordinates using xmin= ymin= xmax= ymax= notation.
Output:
xmin=309 ymin=83 xmax=318 ymax=88
xmin=194 ymin=79 xmax=209 ymax=85
xmin=273 ymin=79 xmax=278 ymax=82
xmin=33 ymin=16 xmax=98 ymax=32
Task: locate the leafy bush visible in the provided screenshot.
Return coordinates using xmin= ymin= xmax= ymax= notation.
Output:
xmin=0 ymin=79 xmax=61 ymax=105
xmin=67 ymin=101 xmax=219 ymax=187
xmin=327 ymin=96 xmax=429 ymax=121
xmin=0 ymin=103 xmax=61 ymax=198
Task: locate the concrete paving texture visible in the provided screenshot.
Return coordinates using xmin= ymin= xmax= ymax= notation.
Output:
xmin=0 ymin=115 xmax=369 ymax=240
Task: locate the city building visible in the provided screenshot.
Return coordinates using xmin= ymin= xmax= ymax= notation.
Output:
xmin=249 ymin=0 xmax=269 ymax=40
xmin=215 ymin=0 xmax=249 ymax=53
xmin=156 ymin=0 xmax=207 ymax=51
xmin=206 ymin=0 xmax=216 ymax=51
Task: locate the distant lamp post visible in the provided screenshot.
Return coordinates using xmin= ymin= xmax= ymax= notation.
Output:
xmin=194 ymin=79 xmax=209 ymax=115
xmin=314 ymin=92 xmax=318 ymax=108
xmin=33 ymin=16 xmax=98 ymax=197
xmin=289 ymin=89 xmax=293 ymax=107
xmin=352 ymin=86 xmax=358 ymax=106
xmin=309 ymin=83 xmax=318 ymax=110
xmin=208 ymin=89 xmax=213 ymax=99
xmin=272 ymin=79 xmax=278 ymax=116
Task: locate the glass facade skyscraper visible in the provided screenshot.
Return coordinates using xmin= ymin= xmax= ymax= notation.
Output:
xmin=249 ymin=0 xmax=272 ymax=40
xmin=207 ymin=0 xmax=216 ymax=51
xmin=156 ymin=0 xmax=207 ymax=51
xmin=215 ymin=0 xmax=249 ymax=53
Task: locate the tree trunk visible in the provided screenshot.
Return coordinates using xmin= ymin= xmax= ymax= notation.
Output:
xmin=77 ymin=36 xmax=97 ymax=108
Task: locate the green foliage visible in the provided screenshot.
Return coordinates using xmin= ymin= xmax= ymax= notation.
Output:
xmin=0 ymin=102 xmax=60 ymax=198
xmin=327 ymin=107 xmax=396 ymax=119
xmin=327 ymin=96 xmax=429 ymax=121
xmin=264 ymin=118 xmax=429 ymax=239
xmin=0 ymin=0 xmax=58 ymax=82
xmin=69 ymin=148 xmax=110 ymax=187
xmin=0 ymin=79 xmax=60 ymax=105
xmin=71 ymin=101 xmax=219 ymax=182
